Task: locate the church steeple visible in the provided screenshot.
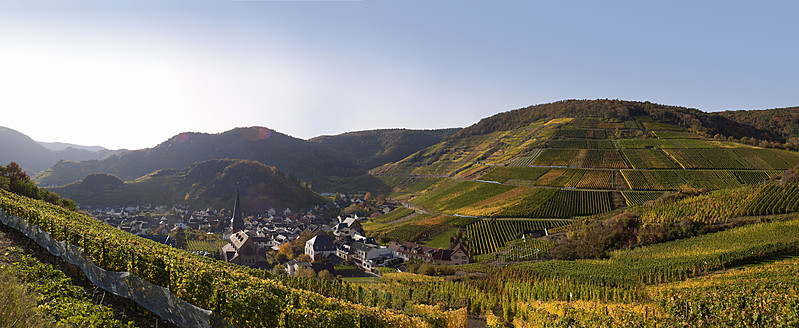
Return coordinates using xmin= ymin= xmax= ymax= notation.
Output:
xmin=230 ymin=187 xmax=245 ymax=232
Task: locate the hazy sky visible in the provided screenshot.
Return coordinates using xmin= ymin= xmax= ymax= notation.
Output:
xmin=1 ymin=1 xmax=797 ymax=150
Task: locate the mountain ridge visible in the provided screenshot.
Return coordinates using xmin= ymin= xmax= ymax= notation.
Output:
xmin=0 ymin=126 xmax=121 ymax=174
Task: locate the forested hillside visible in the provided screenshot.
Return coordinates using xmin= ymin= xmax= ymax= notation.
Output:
xmin=48 ymin=159 xmax=326 ymax=211
xmin=309 ymin=128 xmax=459 ymax=171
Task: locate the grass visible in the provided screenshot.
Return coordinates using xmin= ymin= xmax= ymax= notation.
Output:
xmin=419 ymin=227 xmax=458 ymax=249
xmin=0 ymin=268 xmax=48 ymax=328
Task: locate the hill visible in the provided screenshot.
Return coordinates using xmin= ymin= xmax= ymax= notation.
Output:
xmin=34 ymin=127 xmax=363 ymax=189
xmin=309 ymin=128 xmax=459 ymax=171
xmin=48 ymin=159 xmax=326 ymax=210
xmin=366 ymin=99 xmax=799 ymax=247
xmin=451 ymin=99 xmax=789 ymax=146
xmin=0 ymin=126 xmax=119 ymax=174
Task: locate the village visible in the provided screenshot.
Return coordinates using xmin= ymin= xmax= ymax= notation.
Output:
xmin=83 ymin=191 xmax=469 ymax=278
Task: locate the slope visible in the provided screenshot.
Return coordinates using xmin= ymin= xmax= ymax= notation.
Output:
xmin=48 ymin=159 xmax=326 ymax=210
xmin=366 ymin=99 xmax=799 ymax=247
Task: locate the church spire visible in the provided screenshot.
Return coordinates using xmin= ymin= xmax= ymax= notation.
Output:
xmin=230 ymin=186 xmax=245 ymax=232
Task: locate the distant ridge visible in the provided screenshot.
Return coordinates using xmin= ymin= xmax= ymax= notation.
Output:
xmin=32 ymin=126 xmax=457 ymax=191
xmin=0 ymin=126 xmax=120 ymax=173
xmin=37 ymin=141 xmax=112 ymax=152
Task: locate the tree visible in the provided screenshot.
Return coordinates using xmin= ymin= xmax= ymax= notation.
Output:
xmin=275 ymin=252 xmax=289 ymax=264
xmin=172 ymin=228 xmax=188 ymax=250
xmin=278 ymin=242 xmax=294 ymax=259
xmin=2 ymin=162 xmax=28 ymax=182
xmin=296 ymin=254 xmax=312 ymax=262
xmin=291 ymin=231 xmax=315 ymax=256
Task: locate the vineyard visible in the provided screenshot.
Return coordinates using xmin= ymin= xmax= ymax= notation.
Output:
xmin=621 ymin=149 xmax=680 ymax=169
xmin=575 ymin=170 xmax=614 ymax=189
xmin=0 ymin=190 xmax=432 ymax=327
xmin=526 ymin=190 xmax=612 ymax=218
xmin=569 ymin=149 xmax=629 ymax=169
xmin=741 ymin=183 xmax=799 ymax=216
xmin=466 ymin=219 xmax=572 ymax=255
xmin=654 ymin=255 xmax=799 ymax=327
xmin=620 ymin=169 xmax=755 ymax=191
xmin=518 ymin=216 xmax=799 ymax=287
xmin=620 ymin=191 xmax=664 ymax=206
xmin=506 ymin=148 xmax=544 ymax=167
xmin=546 ymin=139 xmax=615 ymax=149
xmin=555 ymin=129 xmax=609 ymax=139
xmin=664 ymin=148 xmax=799 ymax=170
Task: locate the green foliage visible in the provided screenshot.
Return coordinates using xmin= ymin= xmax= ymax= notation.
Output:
xmin=0 ymin=162 xmax=76 ymax=211
xmin=8 ymin=256 xmax=136 ymax=328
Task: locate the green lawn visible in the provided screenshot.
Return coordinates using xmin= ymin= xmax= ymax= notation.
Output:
xmin=419 ymin=227 xmax=458 ymax=249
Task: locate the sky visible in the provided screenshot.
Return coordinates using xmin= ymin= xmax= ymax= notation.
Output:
xmin=1 ymin=1 xmax=797 ymax=150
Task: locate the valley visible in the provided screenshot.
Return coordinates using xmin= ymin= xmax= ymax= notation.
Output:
xmin=2 ymin=99 xmax=799 ymax=327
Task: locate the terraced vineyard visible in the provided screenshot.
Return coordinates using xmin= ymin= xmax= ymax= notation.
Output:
xmin=664 ymin=148 xmax=799 ymax=170
xmin=547 ymin=139 xmax=614 ymax=149
xmin=621 ymin=169 xmax=752 ymax=190
xmin=621 ymin=149 xmax=680 ymax=169
xmin=526 ymin=190 xmax=612 ymax=218
xmin=467 ymin=219 xmax=572 ymax=255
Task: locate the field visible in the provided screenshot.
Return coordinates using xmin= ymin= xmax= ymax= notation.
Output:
xmin=460 ymin=187 xmax=557 ymax=218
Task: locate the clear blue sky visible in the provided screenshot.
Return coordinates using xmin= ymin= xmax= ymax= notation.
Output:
xmin=1 ymin=1 xmax=797 ymax=150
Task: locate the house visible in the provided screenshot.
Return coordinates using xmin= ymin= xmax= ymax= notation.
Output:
xmin=285 ymin=260 xmax=335 ymax=276
xmin=222 ymin=231 xmax=269 ymax=268
xmin=349 ymin=242 xmax=394 ymax=271
xmin=304 ymin=233 xmax=337 ymax=260
xmin=389 ymin=242 xmax=470 ymax=265
xmin=333 ymin=216 xmax=363 ymax=238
